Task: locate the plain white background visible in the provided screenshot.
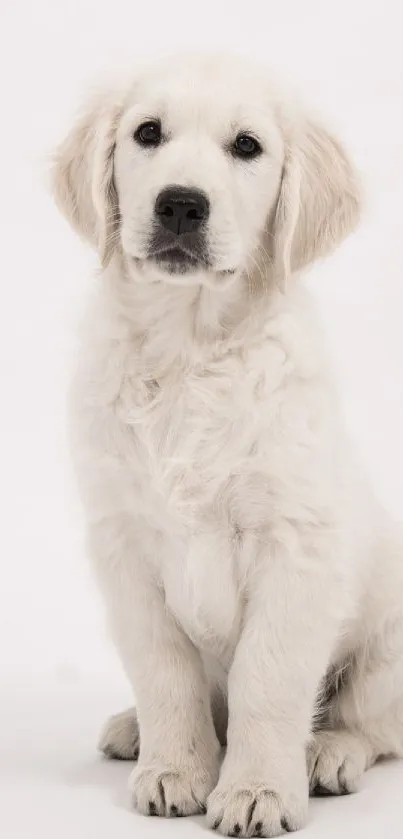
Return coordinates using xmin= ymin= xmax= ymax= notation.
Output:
xmin=1 ymin=1 xmax=403 ymax=836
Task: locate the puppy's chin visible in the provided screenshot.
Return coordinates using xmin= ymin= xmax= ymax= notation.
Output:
xmin=152 ymin=248 xmax=206 ymax=276
xmin=128 ymin=251 xmax=238 ymax=289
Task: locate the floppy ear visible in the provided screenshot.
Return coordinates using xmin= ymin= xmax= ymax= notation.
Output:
xmin=273 ymin=116 xmax=361 ymax=281
xmin=52 ymin=93 xmax=122 ymax=266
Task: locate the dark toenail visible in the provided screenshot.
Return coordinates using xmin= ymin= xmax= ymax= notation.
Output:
xmin=233 ymin=826 xmax=242 ymax=836
xmin=337 ymin=768 xmax=350 ymax=795
xmin=254 ymin=821 xmax=263 ymax=835
xmin=213 ymin=818 xmax=221 ymax=830
xmin=133 ymin=748 xmax=139 ymax=761
xmin=170 ymin=805 xmax=180 ymax=816
xmin=313 ymin=783 xmax=332 ymax=797
xmin=148 ymin=800 xmax=157 ymax=815
xmin=281 ymin=817 xmax=291 ymax=832
xmin=103 ymin=746 xmax=121 ymax=760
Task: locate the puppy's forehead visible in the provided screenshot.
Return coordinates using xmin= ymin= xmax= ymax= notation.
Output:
xmin=126 ymin=55 xmax=279 ymax=134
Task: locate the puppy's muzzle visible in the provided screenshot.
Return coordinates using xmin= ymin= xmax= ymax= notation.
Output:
xmin=148 ymin=185 xmax=210 ymax=272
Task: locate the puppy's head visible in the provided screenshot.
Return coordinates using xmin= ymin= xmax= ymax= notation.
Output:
xmin=52 ymin=54 xmax=361 ymax=287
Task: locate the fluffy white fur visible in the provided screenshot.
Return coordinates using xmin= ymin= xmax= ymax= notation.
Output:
xmin=52 ymin=53 xmax=403 ymax=838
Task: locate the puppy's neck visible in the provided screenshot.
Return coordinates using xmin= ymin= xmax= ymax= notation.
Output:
xmin=100 ymin=253 xmax=274 ymax=376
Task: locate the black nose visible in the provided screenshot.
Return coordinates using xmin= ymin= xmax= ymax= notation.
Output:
xmin=155 ymin=186 xmax=210 ymax=235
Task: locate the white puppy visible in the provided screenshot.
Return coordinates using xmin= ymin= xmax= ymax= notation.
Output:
xmin=52 ymin=53 xmax=403 ymax=837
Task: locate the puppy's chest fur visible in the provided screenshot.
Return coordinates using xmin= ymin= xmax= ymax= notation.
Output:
xmin=109 ymin=337 xmax=290 ymax=653
xmin=117 ymin=337 xmax=288 ymax=527
xmin=79 ymin=311 xmax=317 ymax=656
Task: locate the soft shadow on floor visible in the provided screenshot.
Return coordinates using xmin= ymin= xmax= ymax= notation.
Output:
xmin=66 ymin=754 xmax=134 ymax=808
xmin=65 ymin=755 xmax=208 ymax=832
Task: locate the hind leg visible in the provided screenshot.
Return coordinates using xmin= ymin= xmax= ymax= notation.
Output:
xmin=309 ymin=616 xmax=403 ymax=795
xmin=308 ymin=728 xmax=374 ymax=795
xmin=98 ymin=707 xmax=140 ymax=760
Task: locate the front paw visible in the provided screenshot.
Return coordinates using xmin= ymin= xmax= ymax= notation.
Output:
xmin=130 ymin=759 xmax=218 ymax=817
xmin=207 ymin=775 xmax=308 ymax=837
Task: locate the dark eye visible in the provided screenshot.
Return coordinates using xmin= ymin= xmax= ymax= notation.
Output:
xmin=232 ymin=133 xmax=262 ymax=159
xmin=134 ymin=120 xmax=162 ymax=147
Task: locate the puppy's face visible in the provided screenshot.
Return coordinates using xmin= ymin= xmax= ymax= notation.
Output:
xmin=52 ymin=54 xmax=361 ymax=289
xmin=114 ymin=57 xmax=284 ymax=284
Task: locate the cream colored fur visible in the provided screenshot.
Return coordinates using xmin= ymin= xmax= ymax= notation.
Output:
xmin=52 ymin=54 xmax=403 ymax=838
